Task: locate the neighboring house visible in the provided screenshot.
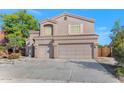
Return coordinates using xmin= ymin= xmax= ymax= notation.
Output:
xmin=28 ymin=13 xmax=98 ymax=59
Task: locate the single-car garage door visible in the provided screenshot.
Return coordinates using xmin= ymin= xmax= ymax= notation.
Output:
xmin=37 ymin=45 xmax=53 ymax=58
xmin=58 ymin=43 xmax=93 ymax=59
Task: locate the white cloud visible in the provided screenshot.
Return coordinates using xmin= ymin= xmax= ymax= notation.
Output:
xmin=96 ymin=26 xmax=112 ymax=45
xmin=27 ymin=9 xmax=42 ymax=16
xmin=96 ymin=26 xmax=111 ymax=36
xmin=97 ymin=26 xmax=108 ymax=31
xmin=98 ymin=31 xmax=111 ymax=36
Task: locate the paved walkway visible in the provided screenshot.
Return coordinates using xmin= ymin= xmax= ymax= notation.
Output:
xmin=0 ymin=58 xmax=120 ymax=83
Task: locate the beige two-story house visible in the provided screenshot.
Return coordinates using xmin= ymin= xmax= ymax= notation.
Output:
xmin=28 ymin=13 xmax=98 ymax=59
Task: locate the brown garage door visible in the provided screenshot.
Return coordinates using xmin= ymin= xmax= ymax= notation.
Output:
xmin=37 ymin=45 xmax=53 ymax=58
xmin=36 ymin=45 xmax=49 ymax=58
xmin=58 ymin=43 xmax=93 ymax=59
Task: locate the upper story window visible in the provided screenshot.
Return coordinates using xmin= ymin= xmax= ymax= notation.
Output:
xmin=64 ymin=16 xmax=67 ymax=21
xmin=68 ymin=24 xmax=83 ymax=34
xmin=44 ymin=24 xmax=53 ymax=36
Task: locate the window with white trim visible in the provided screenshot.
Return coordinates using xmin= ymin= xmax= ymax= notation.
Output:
xmin=68 ymin=24 xmax=83 ymax=34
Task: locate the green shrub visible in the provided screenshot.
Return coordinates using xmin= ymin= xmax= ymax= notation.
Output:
xmin=112 ymin=31 xmax=124 ymax=67
xmin=111 ymin=20 xmax=124 ymax=77
xmin=8 ymin=53 xmax=20 ymax=59
xmin=116 ymin=67 xmax=124 ymax=77
xmin=0 ymin=44 xmax=5 ymax=51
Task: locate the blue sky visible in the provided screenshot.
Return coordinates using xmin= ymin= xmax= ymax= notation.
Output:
xmin=1 ymin=9 xmax=124 ymax=45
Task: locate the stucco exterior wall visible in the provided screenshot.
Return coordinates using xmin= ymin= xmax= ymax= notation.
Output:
xmin=55 ymin=16 xmax=94 ymax=35
xmin=40 ymin=15 xmax=95 ymax=36
xmin=34 ymin=34 xmax=98 ymax=59
xmin=29 ymin=31 xmax=40 ymax=39
xmin=29 ymin=13 xmax=98 ymax=59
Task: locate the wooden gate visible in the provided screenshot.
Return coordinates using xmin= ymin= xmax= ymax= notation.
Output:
xmin=98 ymin=47 xmax=112 ymax=57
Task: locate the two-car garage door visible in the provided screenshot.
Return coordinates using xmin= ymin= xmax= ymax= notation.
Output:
xmin=36 ymin=43 xmax=93 ymax=59
xmin=58 ymin=43 xmax=93 ymax=59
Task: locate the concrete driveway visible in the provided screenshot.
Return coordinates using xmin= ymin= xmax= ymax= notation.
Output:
xmin=0 ymin=58 xmax=120 ymax=83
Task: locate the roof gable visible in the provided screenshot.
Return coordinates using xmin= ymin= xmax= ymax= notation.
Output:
xmin=40 ymin=19 xmax=57 ymax=24
xmin=51 ymin=13 xmax=95 ymax=23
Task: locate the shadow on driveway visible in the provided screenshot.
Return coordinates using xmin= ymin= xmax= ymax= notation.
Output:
xmin=69 ymin=60 xmax=116 ymax=77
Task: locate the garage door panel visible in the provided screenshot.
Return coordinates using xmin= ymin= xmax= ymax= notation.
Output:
xmin=58 ymin=44 xmax=93 ymax=59
xmin=37 ymin=45 xmax=50 ymax=58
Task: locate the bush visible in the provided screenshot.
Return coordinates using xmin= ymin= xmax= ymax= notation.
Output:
xmin=0 ymin=44 xmax=8 ymax=58
xmin=111 ymin=21 xmax=124 ymax=77
xmin=112 ymin=31 xmax=124 ymax=66
xmin=0 ymin=44 xmax=5 ymax=51
xmin=0 ymin=50 xmax=8 ymax=58
xmin=8 ymin=53 xmax=20 ymax=59
xmin=116 ymin=67 xmax=124 ymax=77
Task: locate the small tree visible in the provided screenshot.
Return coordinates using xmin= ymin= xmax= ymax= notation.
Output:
xmin=112 ymin=30 xmax=124 ymax=65
xmin=111 ymin=20 xmax=124 ymax=76
xmin=0 ymin=10 xmax=39 ymax=52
